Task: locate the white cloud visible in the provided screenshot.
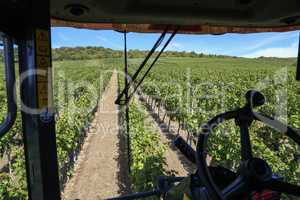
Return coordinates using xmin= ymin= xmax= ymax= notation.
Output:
xmin=242 ymin=41 xmax=298 ymax=58
xmin=96 ymin=35 xmax=122 ymax=49
xmin=231 ymin=31 xmax=299 ymax=56
xmin=52 ymin=43 xmax=62 ymax=49
xmin=171 ymin=42 xmax=183 ymax=48
xmin=167 ymin=42 xmax=183 ymax=51
xmin=247 ymin=32 xmax=297 ymax=51
xmin=57 ymin=32 xmax=71 ymax=42
xmin=96 ymin=35 xmax=108 ymax=42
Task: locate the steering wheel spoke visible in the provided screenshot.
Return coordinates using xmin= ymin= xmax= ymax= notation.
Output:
xmin=265 ymin=178 xmax=300 ymax=196
xmin=239 ymin=123 xmax=253 ymax=161
xmin=222 ymin=176 xmax=248 ymax=198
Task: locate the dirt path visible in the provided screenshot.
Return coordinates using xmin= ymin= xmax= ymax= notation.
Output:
xmin=144 ymin=96 xmax=214 ymax=167
xmin=63 ymin=71 xmax=130 ymax=200
xmin=138 ymin=96 xmax=196 ymax=177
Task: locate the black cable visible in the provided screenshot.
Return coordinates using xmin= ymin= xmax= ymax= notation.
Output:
xmin=115 ymin=27 xmax=169 ymax=105
xmin=127 ymin=27 xmax=179 ymax=103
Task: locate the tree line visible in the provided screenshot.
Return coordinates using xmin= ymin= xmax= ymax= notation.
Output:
xmin=0 ymin=46 xmax=235 ymax=62
xmin=0 ymin=46 xmax=296 ymax=62
xmin=51 ymin=46 xmax=235 ymax=61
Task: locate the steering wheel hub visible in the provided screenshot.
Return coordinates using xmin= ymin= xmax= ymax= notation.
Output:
xmin=241 ymin=158 xmax=272 ymax=182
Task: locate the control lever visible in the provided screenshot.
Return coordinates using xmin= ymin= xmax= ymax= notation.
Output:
xmin=174 ymin=136 xmax=196 ymax=164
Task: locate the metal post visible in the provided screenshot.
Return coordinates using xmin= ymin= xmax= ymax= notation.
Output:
xmin=296 ymin=32 xmax=300 ymax=81
xmin=124 ymin=31 xmax=131 ymax=173
xmin=0 ymin=35 xmax=17 ymax=138
xmin=17 ymin=0 xmax=61 ymax=199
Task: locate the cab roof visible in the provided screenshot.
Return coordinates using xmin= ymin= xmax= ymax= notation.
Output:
xmin=51 ymin=0 xmax=300 ymax=34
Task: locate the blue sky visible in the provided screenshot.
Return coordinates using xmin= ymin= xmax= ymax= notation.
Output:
xmin=51 ymin=27 xmax=300 ymax=58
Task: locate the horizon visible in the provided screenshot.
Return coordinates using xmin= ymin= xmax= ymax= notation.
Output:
xmin=51 ymin=45 xmax=298 ymax=59
xmin=51 ymin=27 xmax=300 ymax=59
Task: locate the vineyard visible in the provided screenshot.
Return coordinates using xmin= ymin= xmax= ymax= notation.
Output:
xmin=0 ymin=58 xmax=118 ymax=199
xmin=128 ymin=56 xmax=300 ymax=184
xmin=0 ymin=55 xmax=300 ymax=199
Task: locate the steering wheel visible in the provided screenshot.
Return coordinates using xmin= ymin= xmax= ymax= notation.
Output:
xmin=196 ymin=90 xmax=300 ymax=199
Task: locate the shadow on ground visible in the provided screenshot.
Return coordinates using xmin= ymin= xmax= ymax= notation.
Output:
xmin=115 ymin=79 xmax=132 ymax=196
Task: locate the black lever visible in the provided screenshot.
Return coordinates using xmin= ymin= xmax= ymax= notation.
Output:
xmin=174 ymin=136 xmax=196 ymax=164
xmin=0 ymin=35 xmax=17 ymax=138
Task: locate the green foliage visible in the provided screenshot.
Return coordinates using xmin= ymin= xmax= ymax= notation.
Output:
xmin=0 ymin=58 xmax=115 ymax=199
xmin=135 ymin=57 xmax=300 ymax=183
xmin=128 ymin=101 xmax=166 ymax=195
